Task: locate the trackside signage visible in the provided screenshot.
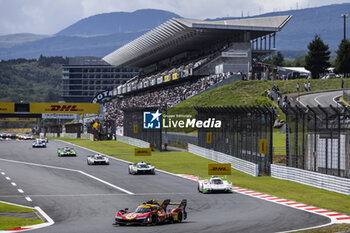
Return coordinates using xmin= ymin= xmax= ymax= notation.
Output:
xmin=0 ymin=102 xmax=15 ymax=113
xmin=134 ymin=148 xmax=152 ymax=156
xmin=29 ymin=103 xmax=99 ymax=114
xmin=208 ymin=163 xmax=231 ymax=175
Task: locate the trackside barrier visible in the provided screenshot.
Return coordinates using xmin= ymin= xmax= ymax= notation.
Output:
xmin=116 ymin=135 xmax=150 ymax=148
xmin=188 ymin=144 xmax=259 ymax=177
xmin=271 ymin=164 xmax=350 ymax=195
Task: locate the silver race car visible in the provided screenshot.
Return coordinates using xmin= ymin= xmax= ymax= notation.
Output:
xmin=198 ymin=176 xmax=232 ymax=194
xmin=32 ymin=139 xmax=46 ymax=148
xmin=128 ymin=161 xmax=155 ymax=175
xmin=87 ymin=154 xmax=110 ymax=165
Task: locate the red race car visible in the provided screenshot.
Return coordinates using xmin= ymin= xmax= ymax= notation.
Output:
xmin=114 ymin=199 xmax=187 ymax=226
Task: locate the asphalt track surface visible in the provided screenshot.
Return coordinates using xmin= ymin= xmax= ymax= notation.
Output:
xmin=297 ymin=90 xmax=343 ymax=108
xmin=0 ymin=140 xmax=329 ymax=233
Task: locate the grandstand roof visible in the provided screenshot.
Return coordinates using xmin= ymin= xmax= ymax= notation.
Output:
xmin=103 ymin=15 xmax=292 ymax=68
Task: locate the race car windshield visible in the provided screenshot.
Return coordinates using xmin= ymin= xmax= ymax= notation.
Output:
xmin=95 ymin=156 xmax=103 ymax=159
xmin=137 ymin=164 xmax=148 ymax=168
xmin=211 ymin=179 xmax=223 ymax=184
xmin=135 ymin=207 xmax=152 ymax=213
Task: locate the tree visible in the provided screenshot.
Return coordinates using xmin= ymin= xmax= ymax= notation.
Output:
xmin=305 ymin=35 xmax=331 ymax=79
xmin=272 ymin=51 xmax=284 ymax=67
xmin=335 ymin=39 xmax=350 ymax=77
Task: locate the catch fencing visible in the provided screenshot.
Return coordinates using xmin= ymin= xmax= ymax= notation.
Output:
xmin=195 ymin=106 xmax=275 ymax=175
xmin=123 ymin=107 xmax=162 ymax=150
xmin=284 ymin=105 xmax=350 ymax=178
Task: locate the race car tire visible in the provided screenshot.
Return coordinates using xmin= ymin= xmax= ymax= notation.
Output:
xmin=118 ymin=223 xmax=126 ymax=226
xmin=177 ymin=211 xmax=183 ymax=223
xmin=198 ymin=184 xmax=202 ymax=193
xmin=151 ymin=214 xmax=159 ymax=226
xmin=128 ymin=168 xmax=131 ymax=174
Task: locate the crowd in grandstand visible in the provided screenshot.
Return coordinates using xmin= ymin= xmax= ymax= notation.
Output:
xmin=104 ymin=72 xmax=235 ymax=126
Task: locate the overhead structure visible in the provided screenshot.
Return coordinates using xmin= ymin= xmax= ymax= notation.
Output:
xmin=103 ymin=15 xmax=292 ymax=68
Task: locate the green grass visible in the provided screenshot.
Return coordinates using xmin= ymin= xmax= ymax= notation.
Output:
xmin=0 ymin=202 xmax=44 ymax=230
xmin=294 ymin=224 xmax=350 ymax=233
xmin=0 ymin=217 xmax=43 ymax=230
xmin=58 ymin=138 xmax=350 ymax=216
xmin=174 ymin=79 xmax=344 ymax=108
xmin=0 ymin=203 xmax=34 ymax=213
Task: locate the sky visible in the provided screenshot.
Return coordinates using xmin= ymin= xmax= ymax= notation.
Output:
xmin=0 ymin=0 xmax=349 ymax=35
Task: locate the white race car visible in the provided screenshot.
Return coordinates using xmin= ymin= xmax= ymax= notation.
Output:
xmin=32 ymin=139 xmax=46 ymax=148
xmin=87 ymin=154 xmax=109 ymax=165
xmin=198 ymin=176 xmax=232 ymax=194
xmin=128 ymin=161 xmax=155 ymax=175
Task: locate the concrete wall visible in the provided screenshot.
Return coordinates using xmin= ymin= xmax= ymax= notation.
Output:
xmin=271 ymin=164 xmax=350 ymax=195
xmin=188 ymin=144 xmax=259 ymax=177
xmin=116 ymin=135 xmax=150 ymax=148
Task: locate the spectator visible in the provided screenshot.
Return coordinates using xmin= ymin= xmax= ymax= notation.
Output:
xmin=304 ymin=82 xmax=308 ymax=92
xmin=342 ymin=78 xmax=344 ymax=89
xmin=308 ymin=81 xmax=311 ymax=91
xmin=297 ymin=82 xmax=300 ymax=92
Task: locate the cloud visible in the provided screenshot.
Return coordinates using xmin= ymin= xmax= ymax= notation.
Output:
xmin=0 ymin=0 xmax=349 ymax=35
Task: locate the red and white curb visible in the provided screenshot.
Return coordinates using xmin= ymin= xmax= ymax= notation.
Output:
xmin=178 ymin=174 xmax=350 ymax=228
xmin=0 ymin=201 xmax=54 ymax=232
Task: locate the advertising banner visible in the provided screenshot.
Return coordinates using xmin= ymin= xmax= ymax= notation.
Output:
xmin=30 ymin=103 xmax=99 ymax=114
xmin=208 ymin=163 xmax=231 ymax=175
xmin=0 ymin=102 xmax=15 ymax=113
xmin=134 ymin=148 xmax=152 ymax=156
xmin=0 ymin=118 xmax=36 ymax=122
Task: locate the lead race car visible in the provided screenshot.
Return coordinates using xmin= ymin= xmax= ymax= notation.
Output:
xmin=57 ymin=147 xmax=77 ymax=157
xmin=128 ymin=161 xmax=155 ymax=175
xmin=87 ymin=154 xmax=109 ymax=165
xmin=114 ymin=199 xmax=187 ymax=226
xmin=198 ymin=176 xmax=233 ymax=193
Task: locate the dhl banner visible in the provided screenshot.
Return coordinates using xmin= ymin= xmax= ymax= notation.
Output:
xmin=29 ymin=103 xmax=99 ymax=114
xmin=0 ymin=102 xmax=15 ymax=113
xmin=0 ymin=118 xmax=36 ymax=122
xmin=164 ymin=75 xmax=170 ymax=82
xmin=208 ymin=163 xmax=231 ymax=175
xmin=172 ymin=73 xmax=178 ymax=80
xmin=134 ymin=148 xmax=152 ymax=156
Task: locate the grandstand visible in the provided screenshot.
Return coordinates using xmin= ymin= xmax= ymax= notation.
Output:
xmin=100 ymin=15 xmax=291 ymax=133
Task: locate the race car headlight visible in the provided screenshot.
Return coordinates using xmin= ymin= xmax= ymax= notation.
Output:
xmin=146 ymin=217 xmax=150 ymax=222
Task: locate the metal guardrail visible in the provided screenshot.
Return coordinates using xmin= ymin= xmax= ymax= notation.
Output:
xmin=116 ymin=135 xmax=150 ymax=148
xmin=271 ymin=164 xmax=350 ymax=195
xmin=188 ymin=144 xmax=259 ymax=177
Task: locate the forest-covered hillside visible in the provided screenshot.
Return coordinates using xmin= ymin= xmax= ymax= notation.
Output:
xmin=0 ymin=56 xmax=66 ymax=102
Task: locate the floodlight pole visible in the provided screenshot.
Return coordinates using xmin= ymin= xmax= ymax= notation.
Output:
xmin=341 ymin=14 xmax=348 ymax=41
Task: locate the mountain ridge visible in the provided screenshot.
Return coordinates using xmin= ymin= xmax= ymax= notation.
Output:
xmin=0 ymin=5 xmax=349 ymax=60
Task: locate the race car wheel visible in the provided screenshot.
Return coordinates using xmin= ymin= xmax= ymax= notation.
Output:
xmin=118 ymin=223 xmax=126 ymax=226
xmin=128 ymin=168 xmax=131 ymax=174
xmin=177 ymin=211 xmax=183 ymax=223
xmin=151 ymin=214 xmax=159 ymax=226
xmin=198 ymin=184 xmax=202 ymax=193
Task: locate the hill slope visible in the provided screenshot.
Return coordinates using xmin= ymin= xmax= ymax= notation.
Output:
xmin=57 ymin=9 xmax=180 ymax=36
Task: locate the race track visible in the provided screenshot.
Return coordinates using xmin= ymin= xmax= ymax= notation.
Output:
xmin=0 ymin=140 xmax=330 ymax=233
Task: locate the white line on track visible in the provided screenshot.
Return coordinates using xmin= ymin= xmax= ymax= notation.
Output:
xmin=5 ymin=176 xmax=10 ymax=180
xmin=314 ymin=95 xmax=323 ymax=106
xmin=11 ymin=182 xmax=16 ymax=186
xmin=333 ymin=95 xmax=341 ymax=105
xmin=25 ymin=196 xmax=32 ymax=202
xmin=17 ymin=189 xmax=24 ymax=193
xmin=1 ymin=172 xmax=5 ymax=175
xmin=0 ymin=157 xmax=134 ymax=195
